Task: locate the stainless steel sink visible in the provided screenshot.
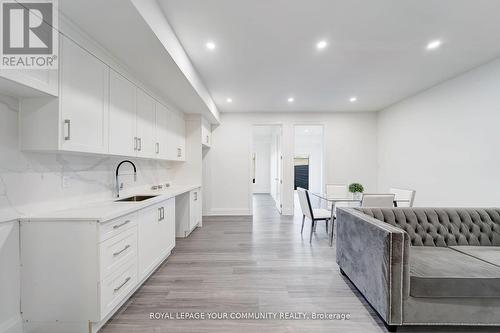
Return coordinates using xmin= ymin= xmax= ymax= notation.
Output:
xmin=115 ymin=195 xmax=158 ymax=202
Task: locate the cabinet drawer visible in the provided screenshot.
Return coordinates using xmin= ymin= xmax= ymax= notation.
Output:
xmin=100 ymin=212 xmax=138 ymax=242
xmin=100 ymin=226 xmax=137 ymax=279
xmin=100 ymin=261 xmax=137 ymax=320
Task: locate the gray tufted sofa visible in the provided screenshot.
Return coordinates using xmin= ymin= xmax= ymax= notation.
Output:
xmin=335 ymin=207 xmax=500 ymax=331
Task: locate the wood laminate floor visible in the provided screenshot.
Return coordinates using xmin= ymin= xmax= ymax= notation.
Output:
xmin=100 ymin=194 xmax=497 ymax=333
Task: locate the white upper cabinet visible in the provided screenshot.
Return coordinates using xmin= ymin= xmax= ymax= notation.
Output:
xmin=136 ymin=89 xmax=156 ymax=159
xmin=109 ymin=70 xmax=136 ymax=157
xmin=154 ymin=102 xmax=169 ymax=160
xmin=60 ymin=37 xmax=109 ymax=154
xmin=19 ymin=35 xmax=187 ymax=162
xmin=0 ymin=31 xmax=58 ymax=97
xmin=20 ymin=35 xmax=109 ymax=154
xmin=169 ymin=110 xmax=186 ymax=161
xmin=201 ymin=117 xmax=212 ymax=148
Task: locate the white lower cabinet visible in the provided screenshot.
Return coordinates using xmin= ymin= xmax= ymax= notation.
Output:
xmin=20 ymin=198 xmax=176 ymax=333
xmin=138 ymin=198 xmax=175 ymax=280
xmin=176 ymin=188 xmax=202 ymax=237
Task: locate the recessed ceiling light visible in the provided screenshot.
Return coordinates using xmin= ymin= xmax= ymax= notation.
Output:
xmin=316 ymin=40 xmax=328 ymax=50
xmin=426 ymin=39 xmax=442 ymax=50
xmin=349 ymin=97 xmax=357 ymax=103
xmin=226 ymin=98 xmax=232 ymax=103
xmin=288 ymin=97 xmax=295 ymax=103
xmin=206 ymin=41 xmax=216 ymax=50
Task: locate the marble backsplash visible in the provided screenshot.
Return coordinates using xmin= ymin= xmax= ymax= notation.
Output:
xmin=0 ymin=95 xmax=177 ymax=222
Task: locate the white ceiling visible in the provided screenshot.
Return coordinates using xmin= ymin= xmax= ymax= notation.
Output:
xmin=159 ymin=0 xmax=500 ymax=112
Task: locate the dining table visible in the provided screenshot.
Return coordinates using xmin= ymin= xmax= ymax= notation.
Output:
xmin=308 ymin=192 xmax=410 ymax=246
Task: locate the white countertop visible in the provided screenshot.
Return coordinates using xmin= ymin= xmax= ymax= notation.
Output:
xmin=22 ymin=184 xmax=201 ymax=223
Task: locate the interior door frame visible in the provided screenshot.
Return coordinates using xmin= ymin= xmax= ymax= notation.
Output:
xmin=292 ymin=123 xmax=326 ymax=211
xmin=250 ymin=123 xmax=284 ymax=215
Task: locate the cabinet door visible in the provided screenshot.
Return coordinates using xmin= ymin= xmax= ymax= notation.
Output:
xmin=158 ymin=198 xmax=175 ymax=256
xmin=136 ymin=89 xmax=156 ymax=159
xmin=169 ymin=110 xmax=186 ymax=161
xmin=60 ymin=36 xmax=109 ymax=153
xmin=201 ymin=118 xmax=211 ymax=147
xmin=154 ymin=102 xmax=169 ymax=160
xmin=189 ymin=189 xmax=201 ymax=231
xmin=109 ymin=70 xmax=137 ymax=156
xmin=138 ymin=203 xmax=163 ymax=281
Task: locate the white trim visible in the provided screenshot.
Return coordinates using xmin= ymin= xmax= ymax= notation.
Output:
xmin=205 ymin=208 xmax=252 ymax=216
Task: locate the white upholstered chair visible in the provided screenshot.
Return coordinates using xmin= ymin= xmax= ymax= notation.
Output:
xmin=297 ymin=187 xmax=331 ymax=243
xmin=360 ymin=194 xmax=395 ymax=208
xmin=389 ymin=188 xmax=416 ymax=207
xmin=325 ymin=184 xmax=349 ymax=199
xmin=325 ymin=184 xmax=349 ymax=211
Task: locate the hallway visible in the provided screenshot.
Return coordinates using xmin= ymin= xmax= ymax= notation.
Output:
xmin=100 ymin=195 xmax=495 ymax=333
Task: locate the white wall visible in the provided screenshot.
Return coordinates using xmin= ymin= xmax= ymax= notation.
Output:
xmin=378 ymin=59 xmax=500 ymax=206
xmin=252 ymin=140 xmax=271 ymax=193
xmin=205 ymin=112 xmax=378 ymax=215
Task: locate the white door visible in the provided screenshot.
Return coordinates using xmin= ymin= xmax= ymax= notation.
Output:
xmin=60 ymin=36 xmax=109 ymax=153
xmin=109 ymin=70 xmax=137 ymax=156
xmin=275 ymin=129 xmax=283 ymax=213
xmin=154 ymin=102 xmax=169 ymax=160
xmin=136 ymin=89 xmax=156 ymax=159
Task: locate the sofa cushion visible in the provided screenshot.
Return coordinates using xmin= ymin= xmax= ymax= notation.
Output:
xmin=451 ymin=246 xmax=500 ymax=267
xmin=410 ymin=246 xmax=500 ymax=297
xmin=357 ymin=208 xmax=500 ymax=247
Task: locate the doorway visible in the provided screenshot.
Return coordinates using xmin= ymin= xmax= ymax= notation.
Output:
xmin=293 ymin=125 xmax=324 ymax=211
xmin=252 ymin=125 xmax=283 ymax=214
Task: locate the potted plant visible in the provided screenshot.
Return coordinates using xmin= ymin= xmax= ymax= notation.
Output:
xmin=349 ymin=183 xmax=364 ymax=200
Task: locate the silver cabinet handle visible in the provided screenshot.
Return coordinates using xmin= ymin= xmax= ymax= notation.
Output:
xmin=156 ymin=142 xmax=159 ymax=154
xmin=113 ymin=244 xmax=130 ymax=257
xmin=158 ymin=207 xmax=161 ymax=221
xmin=113 ymin=220 xmax=131 ymax=229
xmin=114 ymin=277 xmax=131 ymax=293
xmin=138 ymin=137 xmax=142 ymax=151
xmin=158 ymin=207 xmax=164 ymax=221
xmin=134 ymin=137 xmax=138 ymax=151
xmin=206 ymin=135 xmax=209 ymax=143
xmin=64 ymin=119 xmax=71 ymax=141
xmin=194 ymin=192 xmax=198 ymax=201
xmin=177 ymin=148 xmax=182 ymax=157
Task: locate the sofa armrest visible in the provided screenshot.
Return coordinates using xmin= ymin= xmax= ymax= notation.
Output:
xmin=336 ymin=208 xmax=410 ymax=325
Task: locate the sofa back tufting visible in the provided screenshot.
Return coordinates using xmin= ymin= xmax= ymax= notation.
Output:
xmin=356 ymin=208 xmax=500 ymax=246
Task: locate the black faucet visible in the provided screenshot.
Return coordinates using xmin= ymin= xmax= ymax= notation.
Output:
xmin=115 ymin=160 xmax=137 ymax=198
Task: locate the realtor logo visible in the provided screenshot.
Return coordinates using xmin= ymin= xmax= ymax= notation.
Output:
xmin=1 ymin=0 xmax=58 ymax=69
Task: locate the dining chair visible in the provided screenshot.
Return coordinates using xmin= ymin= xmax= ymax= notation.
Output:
xmin=325 ymin=183 xmax=349 ymax=211
xmin=389 ymin=188 xmax=416 ymax=207
xmin=360 ymin=194 xmax=395 ymax=208
xmin=325 ymin=184 xmax=348 ymax=199
xmin=297 ymin=187 xmax=331 ymax=243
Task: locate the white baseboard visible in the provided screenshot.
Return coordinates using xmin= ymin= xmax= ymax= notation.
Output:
xmin=0 ymin=315 xmax=22 ymax=333
xmin=205 ymin=208 xmax=252 ymax=216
